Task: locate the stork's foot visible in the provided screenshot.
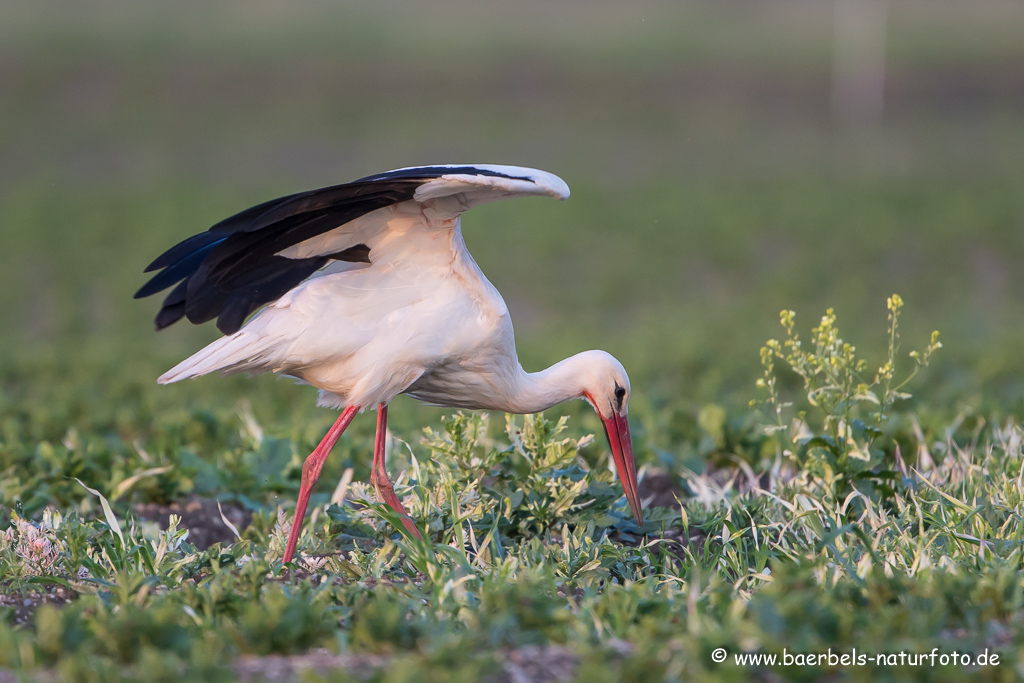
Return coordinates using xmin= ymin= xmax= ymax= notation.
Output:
xmin=373 ymin=403 xmax=423 ymax=540
xmin=371 ymin=470 xmax=423 ymax=540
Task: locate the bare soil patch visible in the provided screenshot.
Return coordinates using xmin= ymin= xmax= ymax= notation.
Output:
xmin=134 ymin=496 xmax=252 ymax=550
xmin=0 ymin=584 xmax=76 ymax=626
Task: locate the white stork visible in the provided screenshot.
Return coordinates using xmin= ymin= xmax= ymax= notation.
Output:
xmin=136 ymin=164 xmax=641 ymax=562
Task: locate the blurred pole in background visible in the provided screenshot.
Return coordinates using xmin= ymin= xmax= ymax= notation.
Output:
xmin=831 ymin=0 xmax=888 ymax=127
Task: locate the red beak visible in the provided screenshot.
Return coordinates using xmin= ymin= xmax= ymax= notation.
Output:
xmin=600 ymin=412 xmax=643 ymax=525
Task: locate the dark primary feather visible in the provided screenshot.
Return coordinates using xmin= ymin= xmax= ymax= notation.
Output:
xmin=137 ymin=181 xmax=416 ymax=334
xmin=144 ymin=231 xmax=226 ymax=273
xmin=135 ymin=240 xmax=222 ymax=298
xmin=136 ymin=166 xmax=527 ymax=336
xmin=356 ymin=165 xmax=530 ymax=183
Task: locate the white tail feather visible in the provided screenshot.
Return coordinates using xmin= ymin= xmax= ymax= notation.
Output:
xmin=158 ymin=332 xmax=275 ymax=384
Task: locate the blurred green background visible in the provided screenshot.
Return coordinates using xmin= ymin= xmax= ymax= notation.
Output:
xmin=2 ymin=0 xmax=1023 ymax=442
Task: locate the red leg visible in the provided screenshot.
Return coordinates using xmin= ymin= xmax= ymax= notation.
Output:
xmin=283 ymin=405 xmax=359 ymax=563
xmin=371 ymin=403 xmax=422 ymax=539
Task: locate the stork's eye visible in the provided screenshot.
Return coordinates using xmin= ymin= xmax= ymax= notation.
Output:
xmin=614 ymin=385 xmax=626 ymax=410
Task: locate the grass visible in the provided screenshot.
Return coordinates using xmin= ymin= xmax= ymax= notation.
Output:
xmin=3 ymin=300 xmax=1024 ymax=681
xmin=3 ymin=1 xmax=1024 ymax=680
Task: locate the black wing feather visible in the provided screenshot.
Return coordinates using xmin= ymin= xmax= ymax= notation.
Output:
xmin=144 ymin=231 xmax=227 ymax=273
xmin=202 ymin=257 xmax=329 ymax=334
xmin=356 ymin=165 xmax=530 ymax=183
xmin=135 ymin=241 xmax=222 ymax=298
xmin=153 ymin=280 xmax=190 ymax=329
xmin=137 ymin=166 xmax=527 ymax=335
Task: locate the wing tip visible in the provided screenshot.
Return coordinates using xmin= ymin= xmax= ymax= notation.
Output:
xmin=461 ymin=164 xmax=571 ymax=200
xmin=404 ymin=164 xmax=570 ymax=204
xmin=531 ymin=169 xmax=570 ymax=200
xmin=364 ymin=163 xmax=570 ymax=200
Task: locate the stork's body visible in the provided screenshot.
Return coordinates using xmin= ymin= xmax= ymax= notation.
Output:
xmin=138 ymin=165 xmax=640 ymax=562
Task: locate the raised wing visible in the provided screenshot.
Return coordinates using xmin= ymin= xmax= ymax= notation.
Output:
xmin=135 ymin=164 xmax=569 ymax=335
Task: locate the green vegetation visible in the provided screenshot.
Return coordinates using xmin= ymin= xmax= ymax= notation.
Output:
xmin=3 ymin=2 xmax=1024 ymax=681
xmin=3 ymin=303 xmax=1024 ymax=681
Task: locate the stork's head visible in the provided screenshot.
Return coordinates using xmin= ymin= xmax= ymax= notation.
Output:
xmin=578 ymin=351 xmax=642 ymax=525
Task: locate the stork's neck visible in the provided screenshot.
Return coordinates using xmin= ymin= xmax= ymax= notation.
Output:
xmin=507 ymin=354 xmax=589 ymax=414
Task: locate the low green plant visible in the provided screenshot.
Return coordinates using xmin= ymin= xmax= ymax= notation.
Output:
xmin=7 ymin=318 xmax=1024 ymax=680
xmin=754 ymin=294 xmax=942 ymax=499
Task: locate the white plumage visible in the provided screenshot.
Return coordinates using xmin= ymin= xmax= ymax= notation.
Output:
xmin=139 ymin=164 xmax=641 ymax=562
